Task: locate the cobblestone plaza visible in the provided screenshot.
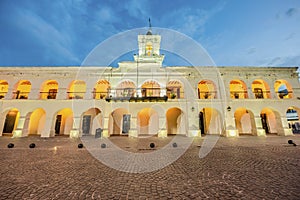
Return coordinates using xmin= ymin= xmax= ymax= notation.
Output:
xmin=0 ymin=135 xmax=299 ymax=199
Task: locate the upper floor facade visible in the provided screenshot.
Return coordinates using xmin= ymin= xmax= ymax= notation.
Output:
xmin=0 ymin=66 xmax=298 ymax=102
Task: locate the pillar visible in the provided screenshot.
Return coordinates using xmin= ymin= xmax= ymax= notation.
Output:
xmin=41 ymin=116 xmax=53 ymax=137
xmin=12 ymin=115 xmax=26 ymax=138
xmin=254 ymin=115 xmax=266 ymax=136
xmin=70 ymin=116 xmax=81 ymax=138
xmin=187 ymin=107 xmax=200 ymax=137
xmin=280 ymin=116 xmax=293 ymax=136
xmin=128 ymin=116 xmax=138 ymax=137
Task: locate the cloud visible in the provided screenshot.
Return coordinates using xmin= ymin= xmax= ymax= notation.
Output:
xmin=286 ymin=8 xmax=298 ymax=17
xmin=13 ymin=7 xmax=80 ymax=64
xmin=246 ymin=47 xmax=257 ymax=55
xmin=159 ymin=2 xmax=226 ymax=39
xmin=124 ymin=0 xmax=150 ymax=19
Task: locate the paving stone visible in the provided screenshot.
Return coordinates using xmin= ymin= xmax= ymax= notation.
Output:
xmin=0 ymin=135 xmax=300 ymax=199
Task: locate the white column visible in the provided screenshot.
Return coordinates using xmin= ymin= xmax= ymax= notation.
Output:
xmin=225 ymin=110 xmax=238 ymax=137
xmin=41 ymin=116 xmax=53 ymax=137
xmin=187 ymin=106 xmax=200 ymax=137
xmin=280 ymin=116 xmax=293 ymax=136
xmin=129 ymin=116 xmax=138 ymax=137
xmin=254 ymin=115 xmax=266 ymax=136
xmin=70 ymin=116 xmax=81 ymax=138
xmin=13 ymin=115 xmax=26 ymax=138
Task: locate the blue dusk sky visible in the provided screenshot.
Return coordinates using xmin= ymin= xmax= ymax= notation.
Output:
xmin=0 ymin=0 xmax=299 ymax=67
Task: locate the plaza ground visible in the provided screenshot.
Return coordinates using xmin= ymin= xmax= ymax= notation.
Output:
xmin=0 ymin=135 xmax=300 ymax=199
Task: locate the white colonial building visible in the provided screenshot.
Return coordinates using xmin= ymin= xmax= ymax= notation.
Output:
xmin=0 ymin=28 xmax=299 ymax=138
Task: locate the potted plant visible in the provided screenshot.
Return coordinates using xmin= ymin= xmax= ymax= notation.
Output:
xmin=171 ymin=93 xmax=176 ymax=99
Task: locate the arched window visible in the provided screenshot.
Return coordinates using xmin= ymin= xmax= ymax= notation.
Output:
xmin=13 ymin=80 xmax=31 ymax=99
xmin=252 ymin=79 xmax=271 ymax=99
xmin=40 ymin=80 xmax=58 ymax=99
xmin=141 ymin=80 xmax=160 ymax=97
xmin=167 ymin=80 xmax=184 ymax=99
xmin=93 ymin=79 xmax=110 ymax=99
xmin=229 ymin=80 xmax=248 ymax=99
xmin=198 ymin=80 xmax=217 ymax=99
xmin=274 ymin=80 xmax=293 ymax=99
xmin=116 ymin=80 xmax=136 ymax=98
xmin=68 ymin=80 xmax=86 ymax=99
xmin=0 ymin=80 xmax=8 ymax=99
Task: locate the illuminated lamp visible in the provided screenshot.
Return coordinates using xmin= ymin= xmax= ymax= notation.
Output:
xmin=227 ymin=106 xmax=231 ymax=112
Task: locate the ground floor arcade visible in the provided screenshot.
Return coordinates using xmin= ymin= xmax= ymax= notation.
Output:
xmin=0 ymin=100 xmax=297 ymax=138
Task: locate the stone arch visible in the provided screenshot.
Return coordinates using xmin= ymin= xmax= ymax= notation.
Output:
xmin=116 ymin=80 xmax=136 ymax=98
xmin=80 ymin=108 xmax=102 ymax=135
xmin=198 ymin=80 xmax=217 ymax=99
xmin=166 ymin=107 xmax=185 ymax=135
xmin=108 ymin=108 xmax=130 ymax=136
xmin=0 ymin=80 xmax=8 ymax=99
xmin=93 ymin=79 xmax=110 ymax=99
xmin=234 ymin=108 xmax=256 ymax=135
xmin=274 ymin=79 xmax=293 ymax=99
xmin=199 ymin=108 xmax=223 ymax=135
xmin=52 ymin=108 xmax=73 ymax=136
xmin=13 ymin=80 xmax=31 ymax=99
xmin=141 ymin=80 xmax=161 ymax=97
xmin=166 ymin=80 xmax=184 ymax=99
xmin=260 ymin=108 xmax=284 ymax=135
xmin=137 ymin=108 xmax=159 ymax=135
xmin=229 ymin=79 xmax=248 ymax=99
xmin=2 ymin=108 xmax=20 ymax=135
xmin=23 ymin=108 xmax=46 ymax=136
xmin=252 ymin=79 xmax=271 ymax=99
xmin=39 ymin=80 xmax=58 ymax=99
xmin=67 ymin=80 xmax=86 ymax=99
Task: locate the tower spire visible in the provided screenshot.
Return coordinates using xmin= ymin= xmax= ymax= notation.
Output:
xmin=146 ymin=18 xmax=152 ymax=35
xmin=149 ymin=18 xmax=152 ymax=29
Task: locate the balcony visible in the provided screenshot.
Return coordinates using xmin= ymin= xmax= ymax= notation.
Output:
xmin=230 ymin=91 xmax=248 ymax=99
xmin=105 ymin=88 xmax=168 ymax=102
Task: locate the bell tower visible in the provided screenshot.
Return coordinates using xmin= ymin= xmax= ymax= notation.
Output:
xmin=133 ymin=19 xmax=165 ymax=65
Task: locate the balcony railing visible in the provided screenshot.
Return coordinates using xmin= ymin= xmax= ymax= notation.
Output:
xmin=39 ymin=91 xmax=57 ymax=99
xmin=12 ymin=91 xmax=30 ymax=99
xmin=253 ymin=91 xmax=270 ymax=99
xmin=67 ymin=92 xmax=85 ymax=99
xmin=0 ymin=92 xmax=7 ymax=99
xmin=230 ymin=91 xmax=248 ymax=99
xmin=198 ymin=91 xmax=217 ymax=99
xmin=105 ymin=88 xmax=168 ymax=102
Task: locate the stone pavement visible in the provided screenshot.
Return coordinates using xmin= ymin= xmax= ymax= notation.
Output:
xmin=0 ymin=135 xmax=300 ymax=199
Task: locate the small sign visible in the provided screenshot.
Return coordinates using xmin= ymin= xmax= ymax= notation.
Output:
xmin=95 ymin=128 xmax=102 ymax=138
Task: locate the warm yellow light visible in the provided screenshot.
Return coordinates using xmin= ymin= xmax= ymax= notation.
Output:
xmin=158 ymin=130 xmax=167 ymax=138
xmin=191 ymin=130 xmax=198 ymax=137
xmin=70 ymin=130 xmax=79 ymax=138
xmin=12 ymin=130 xmax=22 ymax=138
xmin=257 ymin=129 xmax=266 ymax=136
xmin=228 ymin=130 xmax=237 ymax=137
